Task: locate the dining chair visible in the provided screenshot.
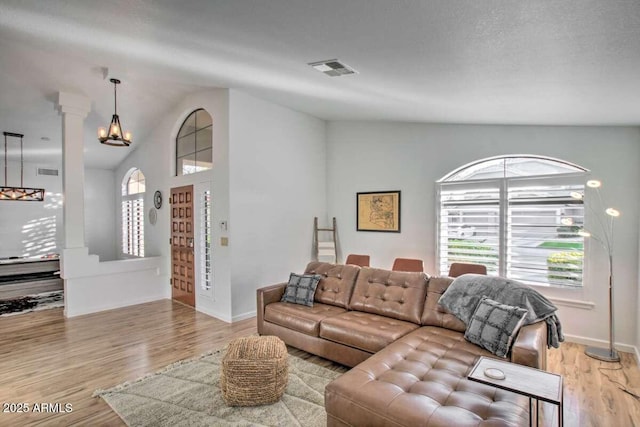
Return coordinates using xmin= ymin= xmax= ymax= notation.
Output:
xmin=391 ymin=258 xmax=424 ymax=272
xmin=345 ymin=254 xmax=370 ymax=267
xmin=448 ymin=262 xmax=487 ymax=278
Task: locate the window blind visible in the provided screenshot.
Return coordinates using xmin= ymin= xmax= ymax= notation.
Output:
xmin=438 ymin=183 xmax=501 ymax=275
xmin=200 ymin=190 xmax=212 ymax=291
xmin=507 ymin=182 xmax=584 ymax=287
xmin=122 ymin=197 xmax=144 ymax=257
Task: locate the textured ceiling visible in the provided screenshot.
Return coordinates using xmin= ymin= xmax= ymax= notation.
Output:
xmin=0 ymin=0 xmax=639 ymax=168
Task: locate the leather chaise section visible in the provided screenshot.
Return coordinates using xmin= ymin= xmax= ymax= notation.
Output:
xmin=325 ymin=326 xmax=529 ymax=427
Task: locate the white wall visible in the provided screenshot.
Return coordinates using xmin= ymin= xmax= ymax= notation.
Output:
xmin=0 ymin=161 xmax=62 ymax=258
xmin=63 ymin=252 xmax=165 ymax=317
xmin=0 ymin=161 xmax=118 ymax=262
xmin=326 ymin=121 xmax=640 ymax=350
xmin=228 ymin=90 xmax=327 ymax=320
xmin=114 ymin=89 xmax=231 ymax=320
xmin=113 ymin=89 xmax=326 ymax=322
xmin=84 ymin=168 xmax=117 ymax=261
xmin=636 ymin=139 xmax=640 ymax=360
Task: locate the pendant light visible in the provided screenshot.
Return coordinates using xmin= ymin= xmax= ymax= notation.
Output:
xmin=1 ymin=132 xmax=45 ymax=202
xmin=98 ymin=78 xmax=132 ymax=147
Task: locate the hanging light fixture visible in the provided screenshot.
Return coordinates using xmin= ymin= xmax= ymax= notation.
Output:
xmin=1 ymin=132 xmax=45 ymax=202
xmin=98 ymin=78 xmax=132 ymax=147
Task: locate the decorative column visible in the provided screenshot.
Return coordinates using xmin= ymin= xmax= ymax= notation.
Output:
xmin=56 ymin=92 xmax=91 ymax=250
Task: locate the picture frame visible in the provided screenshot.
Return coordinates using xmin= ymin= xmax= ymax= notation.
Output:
xmin=356 ymin=191 xmax=401 ymax=232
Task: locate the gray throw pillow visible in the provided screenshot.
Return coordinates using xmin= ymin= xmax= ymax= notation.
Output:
xmin=281 ymin=273 xmax=322 ymax=307
xmin=464 ymin=296 xmax=528 ymax=358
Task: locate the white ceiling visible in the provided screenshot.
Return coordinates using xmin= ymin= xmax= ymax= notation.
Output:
xmin=0 ymin=0 xmax=639 ymax=169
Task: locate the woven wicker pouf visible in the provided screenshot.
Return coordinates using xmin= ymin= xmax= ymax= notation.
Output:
xmin=220 ymin=335 xmax=289 ymax=406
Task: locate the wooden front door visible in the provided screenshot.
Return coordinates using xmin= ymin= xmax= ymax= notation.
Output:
xmin=171 ymin=185 xmax=195 ymax=307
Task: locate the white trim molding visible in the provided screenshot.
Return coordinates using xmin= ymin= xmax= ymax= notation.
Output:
xmin=547 ymin=297 xmax=595 ymax=310
xmin=563 ymin=333 xmax=636 ymax=355
xmin=232 ymin=310 xmax=256 ymax=323
xmin=196 ymin=304 xmax=231 ymax=323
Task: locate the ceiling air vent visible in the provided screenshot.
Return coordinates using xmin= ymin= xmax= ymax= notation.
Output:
xmin=308 ymin=59 xmax=357 ymax=77
xmin=37 ymin=167 xmax=59 ymax=176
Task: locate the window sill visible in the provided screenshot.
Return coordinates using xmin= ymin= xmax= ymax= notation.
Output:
xmin=525 ymin=282 xmax=595 ymax=310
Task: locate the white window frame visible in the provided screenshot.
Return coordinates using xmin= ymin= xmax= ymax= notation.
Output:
xmin=437 ymin=158 xmax=588 ymax=288
xmin=176 ymin=109 xmax=213 ymax=177
xmin=121 ymin=169 xmax=145 ymax=258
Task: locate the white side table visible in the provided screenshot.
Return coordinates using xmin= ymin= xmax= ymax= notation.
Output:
xmin=468 ymin=356 xmax=563 ymax=427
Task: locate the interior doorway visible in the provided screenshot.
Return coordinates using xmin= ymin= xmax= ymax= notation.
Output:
xmin=170 ymin=185 xmax=195 ymax=307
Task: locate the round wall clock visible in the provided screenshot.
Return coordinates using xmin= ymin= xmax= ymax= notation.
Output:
xmin=154 ymin=190 xmax=162 ymax=209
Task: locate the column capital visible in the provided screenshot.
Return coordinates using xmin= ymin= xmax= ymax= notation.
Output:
xmin=57 ymin=92 xmax=91 ymax=118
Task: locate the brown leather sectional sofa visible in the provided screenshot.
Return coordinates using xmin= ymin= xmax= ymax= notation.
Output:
xmin=256 ymin=262 xmax=548 ymax=426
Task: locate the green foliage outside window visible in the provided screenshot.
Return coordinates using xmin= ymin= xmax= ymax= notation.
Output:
xmin=547 ymin=251 xmax=583 ymax=284
xmin=446 ymin=238 xmax=498 ymax=270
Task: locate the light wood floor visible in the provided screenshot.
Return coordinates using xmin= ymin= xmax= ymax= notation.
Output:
xmin=546 ymin=342 xmax=640 ymax=426
xmin=1 ymin=300 xmax=638 ymax=426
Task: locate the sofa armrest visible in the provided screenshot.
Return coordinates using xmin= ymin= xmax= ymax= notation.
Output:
xmin=511 ymin=321 xmax=547 ymax=370
xmin=256 ymin=283 xmax=287 ymax=335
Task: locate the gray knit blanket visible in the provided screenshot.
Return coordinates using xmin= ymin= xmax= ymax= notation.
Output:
xmin=438 ymin=274 xmax=564 ymax=348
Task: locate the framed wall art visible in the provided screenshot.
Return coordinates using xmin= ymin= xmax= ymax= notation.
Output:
xmin=356 ymin=191 xmax=401 ymax=232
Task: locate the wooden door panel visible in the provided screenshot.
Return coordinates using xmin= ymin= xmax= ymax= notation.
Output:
xmin=171 ymin=185 xmax=195 ymax=307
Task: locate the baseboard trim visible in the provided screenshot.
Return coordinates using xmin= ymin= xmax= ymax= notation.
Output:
xmin=635 ymin=346 xmax=640 ymax=367
xmin=563 ymin=333 xmax=636 ymax=354
xmin=64 ymin=294 xmax=166 ymax=318
xmin=195 ymin=305 xmax=232 ymax=323
xmin=194 ymin=307 xmax=255 ymax=323
xmin=232 ymin=310 xmax=256 ymax=323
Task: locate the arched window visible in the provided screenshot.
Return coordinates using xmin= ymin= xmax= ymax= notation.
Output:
xmin=176 ymin=109 xmax=212 ymax=176
xmin=437 ymin=155 xmax=587 ymax=287
xmin=121 ymin=168 xmax=145 ymax=257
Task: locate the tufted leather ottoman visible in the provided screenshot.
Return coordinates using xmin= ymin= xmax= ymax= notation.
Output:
xmin=325 ymin=326 xmax=529 ymax=426
xmin=220 ymin=335 xmax=288 ymax=406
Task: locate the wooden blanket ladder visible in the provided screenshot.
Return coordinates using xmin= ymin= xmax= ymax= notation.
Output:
xmin=314 ymin=217 xmax=337 ymax=263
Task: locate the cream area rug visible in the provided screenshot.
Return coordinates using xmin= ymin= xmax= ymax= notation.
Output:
xmin=94 ymin=347 xmax=346 ymax=426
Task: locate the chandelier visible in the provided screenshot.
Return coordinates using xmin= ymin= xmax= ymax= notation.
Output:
xmin=98 ymin=78 xmax=132 ymax=147
xmin=1 ymin=132 xmax=45 ymax=202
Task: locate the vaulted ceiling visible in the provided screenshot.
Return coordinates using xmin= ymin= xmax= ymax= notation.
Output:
xmin=1 ymin=0 xmax=639 ymax=169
